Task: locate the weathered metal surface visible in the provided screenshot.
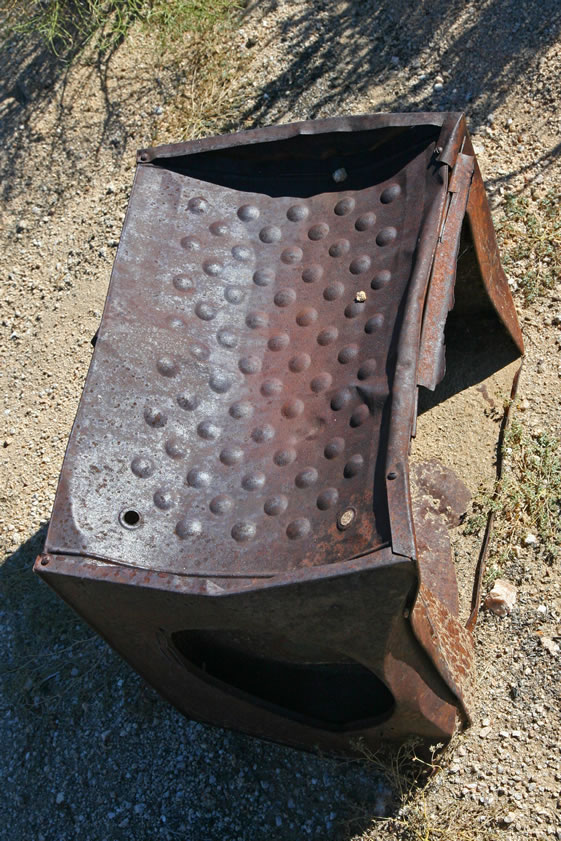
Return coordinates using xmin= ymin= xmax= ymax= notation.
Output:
xmin=35 ymin=549 xmax=457 ymax=752
xmin=417 ymin=153 xmax=475 ymax=390
xmin=411 ymin=460 xmax=472 ymax=529
xmin=36 ymin=113 xmax=524 ymax=754
xmin=463 ymin=135 xmax=525 ymax=356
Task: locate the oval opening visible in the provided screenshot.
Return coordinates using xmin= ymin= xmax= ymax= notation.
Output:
xmin=171 ymin=629 xmax=394 ymax=731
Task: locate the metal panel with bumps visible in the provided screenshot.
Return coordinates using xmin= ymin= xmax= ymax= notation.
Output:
xmin=37 ymin=113 xmax=523 ymax=753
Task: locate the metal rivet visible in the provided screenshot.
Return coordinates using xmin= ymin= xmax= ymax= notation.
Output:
xmin=139 ymin=152 xmax=149 ymax=162
xmin=387 ymin=471 xmax=397 ymax=480
xmin=40 ymin=557 xmax=49 ymax=566
xmin=435 ymin=146 xmax=443 ymax=156
xmin=337 ymin=507 xmax=356 ymax=530
xmin=403 ymin=608 xmax=410 ymax=619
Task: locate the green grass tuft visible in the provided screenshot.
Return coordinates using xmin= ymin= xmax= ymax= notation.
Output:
xmin=466 ymin=417 xmax=561 ymax=578
xmin=1 ymin=0 xmax=240 ymax=57
xmin=496 ymin=191 xmax=561 ymax=303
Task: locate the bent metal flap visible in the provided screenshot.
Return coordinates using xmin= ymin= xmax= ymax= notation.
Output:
xmin=36 ymin=113 xmax=523 ymax=754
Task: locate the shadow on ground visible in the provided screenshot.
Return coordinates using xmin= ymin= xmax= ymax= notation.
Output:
xmin=3 ymin=0 xmax=561 ymax=207
xmin=3 ymin=2 xmax=559 ymax=837
xmin=0 ymin=23 xmax=159 ymax=207
xmin=241 ymin=0 xmax=561 ymax=125
xmin=1 ymin=529 xmax=406 ymax=841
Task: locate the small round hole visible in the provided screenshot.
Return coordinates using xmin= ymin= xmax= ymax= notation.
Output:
xmin=119 ymin=509 xmax=142 ymax=529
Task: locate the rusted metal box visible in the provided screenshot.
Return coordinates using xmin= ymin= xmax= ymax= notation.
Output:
xmin=36 ymin=113 xmax=523 ymax=753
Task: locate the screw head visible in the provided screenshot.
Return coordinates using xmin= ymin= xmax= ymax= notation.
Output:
xmin=337 ymin=507 xmax=356 ymax=530
xmin=387 ymin=471 xmax=397 ymax=480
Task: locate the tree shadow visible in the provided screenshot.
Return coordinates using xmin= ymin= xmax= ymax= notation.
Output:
xmin=0 ymin=22 xmax=155 ymax=210
xmin=0 ymin=527 xmax=422 ymax=840
xmin=240 ymin=0 xmax=561 ymax=126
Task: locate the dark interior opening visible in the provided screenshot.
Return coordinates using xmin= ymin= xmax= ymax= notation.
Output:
xmin=152 ymin=125 xmax=440 ymax=197
xmin=172 ymin=629 xmax=394 ymax=731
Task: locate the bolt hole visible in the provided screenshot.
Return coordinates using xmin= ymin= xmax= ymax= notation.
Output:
xmin=40 ymin=557 xmax=49 ymax=566
xmin=119 ymin=509 xmax=142 ymax=529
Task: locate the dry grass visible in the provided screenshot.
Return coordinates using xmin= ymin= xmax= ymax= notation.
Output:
xmin=151 ymin=24 xmax=248 ymax=144
xmin=351 ymin=740 xmax=501 ymax=841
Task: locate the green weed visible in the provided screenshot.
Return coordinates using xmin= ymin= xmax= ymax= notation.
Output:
xmin=466 ymin=417 xmax=561 ymax=576
xmin=496 ymin=191 xmax=561 ymax=303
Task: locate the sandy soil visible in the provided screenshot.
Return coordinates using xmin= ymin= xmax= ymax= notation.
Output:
xmin=1 ymin=1 xmax=561 ymax=839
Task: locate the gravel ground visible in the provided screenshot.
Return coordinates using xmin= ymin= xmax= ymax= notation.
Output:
xmin=2 ymin=1 xmax=561 ymax=839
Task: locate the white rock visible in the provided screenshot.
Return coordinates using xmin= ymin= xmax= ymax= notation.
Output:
xmin=484 ymin=579 xmax=517 ymax=617
xmin=541 ymin=637 xmax=560 ymax=656
xmin=537 ymin=604 xmax=547 ymax=615
xmin=524 ymin=533 xmax=538 ymax=546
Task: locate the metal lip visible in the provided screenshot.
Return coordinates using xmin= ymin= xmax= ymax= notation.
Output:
xmin=136 ymin=111 xmax=465 ymax=164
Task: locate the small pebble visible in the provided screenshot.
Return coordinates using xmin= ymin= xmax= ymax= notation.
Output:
xmin=541 ymin=638 xmax=560 ymax=656
xmin=485 ymin=579 xmax=517 ymax=616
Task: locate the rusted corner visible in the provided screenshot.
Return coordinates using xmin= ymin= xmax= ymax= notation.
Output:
xmin=411 ymin=583 xmax=476 ymax=725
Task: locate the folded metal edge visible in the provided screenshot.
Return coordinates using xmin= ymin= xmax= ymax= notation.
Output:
xmin=136 ymin=112 xmax=466 ymax=164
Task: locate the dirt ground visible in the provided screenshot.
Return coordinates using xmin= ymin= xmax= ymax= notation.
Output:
xmin=1 ymin=1 xmax=561 ymax=839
